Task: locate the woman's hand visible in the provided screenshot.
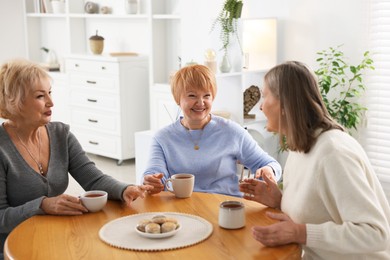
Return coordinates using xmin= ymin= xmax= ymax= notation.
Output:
xmin=143 ymin=173 xmax=165 ymax=195
xmin=255 ymin=166 xmax=275 ymax=181
xmin=239 ymin=172 xmax=282 ymax=209
xmin=122 ymin=184 xmax=153 ymax=207
xmin=252 ymin=212 xmax=307 ymax=246
xmin=40 ymin=194 xmax=88 ymax=215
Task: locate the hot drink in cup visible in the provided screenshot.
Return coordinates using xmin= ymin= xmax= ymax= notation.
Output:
xmin=80 ymin=190 xmax=108 ymax=212
xmin=165 ymin=173 xmax=195 ymax=198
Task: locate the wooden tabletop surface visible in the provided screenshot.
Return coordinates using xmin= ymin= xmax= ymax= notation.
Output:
xmin=4 ymin=191 xmax=301 ymax=259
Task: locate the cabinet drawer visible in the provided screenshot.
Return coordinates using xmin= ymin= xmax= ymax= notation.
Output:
xmin=70 ymin=90 xmax=119 ymax=112
xmin=71 ymin=110 xmax=120 ymax=134
xmin=72 ymin=130 xmax=121 ymax=158
xmin=66 ymin=59 xmax=119 ymax=74
xmin=70 ymin=74 xmax=119 ymax=93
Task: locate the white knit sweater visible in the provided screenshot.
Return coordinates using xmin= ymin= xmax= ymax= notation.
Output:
xmin=282 ymin=129 xmax=390 ymax=259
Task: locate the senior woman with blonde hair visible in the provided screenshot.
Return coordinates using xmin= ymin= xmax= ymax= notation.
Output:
xmin=239 ymin=61 xmax=390 ymax=259
xmin=142 ymin=64 xmax=281 ymax=197
xmin=0 ymin=59 xmax=152 ymax=255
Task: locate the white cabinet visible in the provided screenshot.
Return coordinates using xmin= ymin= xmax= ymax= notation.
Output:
xmin=66 ymin=54 xmax=149 ymax=163
xmin=22 ymin=0 xmax=179 ymax=162
xmin=21 ymin=0 xmax=181 ymax=86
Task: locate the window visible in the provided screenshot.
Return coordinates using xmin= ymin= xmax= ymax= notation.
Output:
xmin=363 ymin=0 xmax=390 ymax=197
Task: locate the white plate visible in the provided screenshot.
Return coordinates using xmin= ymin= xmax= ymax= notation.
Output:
xmin=99 ymin=212 xmax=213 ymax=251
xmin=135 ymin=224 xmax=181 ymax=239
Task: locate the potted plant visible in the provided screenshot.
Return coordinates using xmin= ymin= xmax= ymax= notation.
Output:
xmin=278 ymin=46 xmax=374 ymax=156
xmin=315 ymin=45 xmax=374 ymax=132
xmin=211 ymin=0 xmax=243 ymax=72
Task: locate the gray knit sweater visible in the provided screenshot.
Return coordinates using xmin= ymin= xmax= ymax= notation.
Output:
xmin=0 ymin=122 xmax=129 ymax=251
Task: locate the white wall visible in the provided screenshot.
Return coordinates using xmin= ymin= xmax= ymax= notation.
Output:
xmin=0 ymin=0 xmax=370 ymax=70
xmin=280 ymin=0 xmax=370 ymax=67
xmin=0 ymin=0 xmax=26 ymax=63
xmin=180 ymin=0 xmax=370 ymax=70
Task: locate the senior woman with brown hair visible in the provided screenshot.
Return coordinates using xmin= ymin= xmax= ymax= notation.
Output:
xmin=239 ymin=61 xmax=390 ymax=259
xmin=0 ymin=59 xmax=152 ymax=256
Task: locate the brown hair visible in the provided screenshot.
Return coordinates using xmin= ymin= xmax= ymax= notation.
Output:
xmin=0 ymin=59 xmax=50 ymax=119
xmin=170 ymin=65 xmax=217 ymax=104
xmin=264 ymin=61 xmax=343 ymax=153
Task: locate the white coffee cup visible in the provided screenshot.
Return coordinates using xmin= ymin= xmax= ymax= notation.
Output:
xmin=80 ymin=190 xmax=108 ymax=212
xmin=165 ymin=173 xmax=195 ymax=198
xmin=218 ymin=201 xmax=245 ymax=229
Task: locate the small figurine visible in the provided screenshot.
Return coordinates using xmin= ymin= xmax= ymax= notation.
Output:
xmin=204 ymin=48 xmax=217 ymax=73
xmin=84 ymin=2 xmax=99 ymax=14
xmin=243 ymin=85 xmax=261 ymax=119
xmin=89 ymin=30 xmax=104 ymax=55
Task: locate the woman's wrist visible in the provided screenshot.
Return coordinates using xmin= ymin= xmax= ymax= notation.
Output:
xmin=295 ymin=223 xmax=307 ymax=244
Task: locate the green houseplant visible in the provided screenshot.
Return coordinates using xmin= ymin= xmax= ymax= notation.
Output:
xmin=315 ymin=45 xmax=375 ymax=131
xmin=211 ymin=0 xmax=243 ymax=72
xmin=278 ymin=46 xmax=374 ymax=153
xmin=211 ymin=0 xmax=243 ymax=53
xmin=277 ymin=46 xmax=374 ymax=189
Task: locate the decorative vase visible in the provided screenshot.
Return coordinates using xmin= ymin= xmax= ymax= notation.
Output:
xmin=89 ymin=31 xmax=104 ymax=55
xmin=84 ymin=2 xmax=99 ymax=14
xmin=45 ymin=50 xmax=58 ymax=66
xmin=220 ymin=53 xmax=231 ymax=73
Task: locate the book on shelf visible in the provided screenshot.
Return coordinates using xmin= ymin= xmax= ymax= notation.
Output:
xmin=34 ymin=0 xmax=53 ymax=13
xmin=43 ymin=0 xmax=53 ymax=13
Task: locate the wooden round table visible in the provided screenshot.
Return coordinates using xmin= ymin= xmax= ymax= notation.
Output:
xmin=4 ymin=192 xmax=301 ymax=259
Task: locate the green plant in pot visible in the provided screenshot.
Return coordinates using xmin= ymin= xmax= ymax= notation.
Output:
xmin=315 ymin=45 xmax=374 ymax=132
xmin=211 ymin=0 xmax=243 ymax=73
xmin=278 ymin=46 xmax=374 ymax=153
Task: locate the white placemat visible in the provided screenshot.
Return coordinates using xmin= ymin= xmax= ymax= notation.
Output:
xmin=99 ymin=212 xmax=213 ymax=251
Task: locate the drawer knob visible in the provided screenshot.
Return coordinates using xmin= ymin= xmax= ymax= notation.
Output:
xmin=75 ymin=64 xmax=79 ymax=67
xmin=86 ymin=80 xmax=96 ymax=84
xmin=101 ymin=66 xmax=106 ymax=70
xmin=88 ymin=119 xmax=98 ymax=123
xmin=89 ymin=141 xmax=99 ymax=145
xmin=87 ymin=98 xmax=97 ymax=103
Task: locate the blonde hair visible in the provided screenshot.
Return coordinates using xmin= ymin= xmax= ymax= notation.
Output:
xmin=264 ymin=61 xmax=343 ymax=153
xmin=0 ymin=59 xmax=50 ymax=119
xmin=170 ymin=65 xmax=217 ymax=104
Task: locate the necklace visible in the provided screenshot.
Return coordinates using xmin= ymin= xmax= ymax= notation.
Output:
xmin=186 ymin=129 xmax=203 ymax=150
xmin=15 ymin=129 xmax=44 ymax=175
xmin=182 ymin=115 xmax=210 ymax=150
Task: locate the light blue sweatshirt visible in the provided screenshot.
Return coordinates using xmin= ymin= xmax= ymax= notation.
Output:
xmin=143 ymin=115 xmax=282 ymax=197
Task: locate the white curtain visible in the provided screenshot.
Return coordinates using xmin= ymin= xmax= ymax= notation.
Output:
xmin=363 ymin=0 xmax=390 ymax=200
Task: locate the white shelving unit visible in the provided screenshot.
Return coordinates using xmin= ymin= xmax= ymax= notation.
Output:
xmin=21 ymin=0 xmax=280 ymax=171
xmin=22 ymin=0 xmax=181 ymax=84
xmin=21 ymin=0 xmax=182 ymax=162
xmin=22 ymin=0 xmax=275 ymax=130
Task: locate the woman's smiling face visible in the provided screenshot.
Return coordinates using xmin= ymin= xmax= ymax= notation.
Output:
xmin=179 ymin=87 xmax=213 ymax=129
